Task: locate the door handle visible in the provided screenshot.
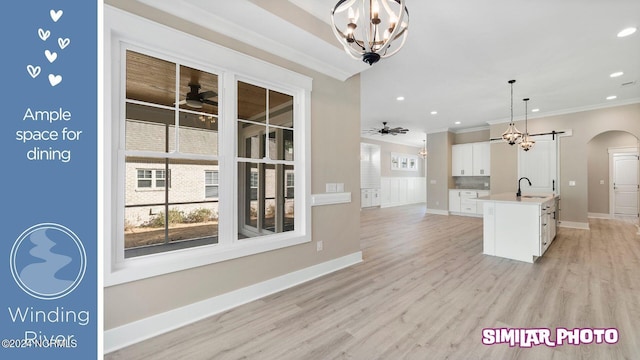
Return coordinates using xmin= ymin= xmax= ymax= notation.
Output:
xmin=552 ymin=180 xmax=555 ymax=192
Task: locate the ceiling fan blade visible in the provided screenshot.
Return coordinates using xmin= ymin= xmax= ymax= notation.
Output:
xmin=178 ymin=100 xmax=187 ymax=105
xmin=202 ymin=99 xmax=218 ymax=106
xmin=200 ymin=90 xmax=218 ymax=99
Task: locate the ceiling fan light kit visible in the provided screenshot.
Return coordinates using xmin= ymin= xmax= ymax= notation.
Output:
xmin=330 ymin=0 xmax=409 ymax=65
xmin=182 ymin=83 xmax=218 ymax=109
xmin=365 ymin=121 xmax=409 ymax=136
xmin=501 ymin=79 xmax=523 ymax=146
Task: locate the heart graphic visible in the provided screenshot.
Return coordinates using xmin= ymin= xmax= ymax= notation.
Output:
xmin=38 ymin=28 xmax=50 ymax=41
xmin=50 ymin=9 xmax=63 ymax=22
xmin=45 ymin=50 xmax=57 ymax=63
xmin=58 ymin=37 xmax=70 ymax=50
xmin=48 ymin=74 xmax=62 ymax=87
xmin=27 ymin=65 xmax=41 ymax=79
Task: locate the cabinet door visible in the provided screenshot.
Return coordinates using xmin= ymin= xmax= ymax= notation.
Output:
xmin=449 ymin=191 xmax=461 ymax=212
xmin=371 ymin=189 xmax=381 ymax=206
xmin=518 ymin=135 xmax=558 ymax=194
xmin=472 ymin=142 xmax=491 ymax=176
xmin=361 ymin=189 xmax=372 ymax=208
xmin=452 ymin=144 xmax=473 ymax=176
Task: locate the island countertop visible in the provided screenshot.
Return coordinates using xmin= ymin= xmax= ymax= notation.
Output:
xmin=478 ymin=192 xmax=557 ymax=204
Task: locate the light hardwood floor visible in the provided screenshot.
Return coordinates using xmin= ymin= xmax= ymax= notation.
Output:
xmin=106 ymin=205 xmax=640 ymax=359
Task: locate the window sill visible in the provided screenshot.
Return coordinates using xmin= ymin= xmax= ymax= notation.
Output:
xmin=105 ymin=232 xmax=310 ymax=287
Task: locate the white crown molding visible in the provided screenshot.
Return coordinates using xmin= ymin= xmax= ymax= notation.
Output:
xmin=486 ymin=98 xmax=640 ymax=125
xmin=426 ymin=127 xmax=451 ymax=135
xmin=136 ymin=0 xmax=367 ymax=81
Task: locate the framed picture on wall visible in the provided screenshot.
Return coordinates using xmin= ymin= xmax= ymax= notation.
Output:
xmin=391 ymin=152 xmax=419 ymax=172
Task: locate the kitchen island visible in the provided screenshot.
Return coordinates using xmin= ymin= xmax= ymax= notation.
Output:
xmin=478 ymin=193 xmax=559 ymax=263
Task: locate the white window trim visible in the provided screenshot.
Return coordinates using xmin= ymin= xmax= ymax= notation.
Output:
xmin=103 ymin=6 xmax=312 ymax=286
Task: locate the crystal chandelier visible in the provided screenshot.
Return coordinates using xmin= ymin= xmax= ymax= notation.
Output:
xmin=330 ymin=0 xmax=409 ymax=65
xmin=501 ymin=80 xmax=523 ymax=145
xmin=519 ymin=98 xmax=535 ymax=151
xmin=419 ymin=139 xmax=428 ymax=158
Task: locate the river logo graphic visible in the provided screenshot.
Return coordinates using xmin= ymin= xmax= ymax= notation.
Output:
xmin=10 ymin=223 xmax=86 ymax=300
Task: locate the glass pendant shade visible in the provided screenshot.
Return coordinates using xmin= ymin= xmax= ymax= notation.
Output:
xmin=330 ymin=0 xmax=409 ymax=65
xmin=419 ymin=139 xmax=427 ymax=158
xmin=519 ymin=98 xmax=535 ymax=151
xmin=501 ymin=80 xmax=523 ymax=145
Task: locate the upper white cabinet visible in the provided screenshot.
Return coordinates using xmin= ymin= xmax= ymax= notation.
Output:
xmin=517 ymin=135 xmax=558 ymax=194
xmin=452 ymin=142 xmax=490 ymax=176
xmin=472 ymin=142 xmax=491 ymax=176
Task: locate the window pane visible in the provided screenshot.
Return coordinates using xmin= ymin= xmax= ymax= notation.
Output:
xmin=126 ymin=103 xmax=175 ymax=152
xmin=205 ymin=186 xmax=218 ymax=199
xmin=179 ymin=65 xmax=218 ymax=115
xmin=238 ymin=162 xmax=294 ymax=239
xmin=178 ymin=111 xmax=219 ymax=156
xmin=268 ymin=90 xmax=293 ymax=128
xmin=266 ymin=128 xmax=294 ymax=161
xmin=238 ymin=81 xmax=266 ymax=122
xmin=125 ymin=157 xmax=219 ymax=258
xmin=126 ymin=50 xmax=176 ymax=107
xmin=238 ymin=122 xmax=265 ymax=159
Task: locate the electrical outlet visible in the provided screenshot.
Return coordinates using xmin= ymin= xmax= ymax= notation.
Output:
xmin=326 ymin=183 xmax=337 ymax=192
xmin=436 ymin=201 xmax=440 ymax=206
xmin=599 ymin=180 xmax=605 ymax=185
xmin=336 ymin=183 xmax=344 ymax=192
xmin=569 ymin=180 xmax=576 ymax=187
xmin=430 ymin=179 xmax=437 ymax=184
xmin=316 ymin=241 xmax=323 ymax=251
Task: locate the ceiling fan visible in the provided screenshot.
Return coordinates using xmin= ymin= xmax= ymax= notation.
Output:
xmin=179 ymin=83 xmax=218 ymax=108
xmin=364 ymin=122 xmax=409 ymax=136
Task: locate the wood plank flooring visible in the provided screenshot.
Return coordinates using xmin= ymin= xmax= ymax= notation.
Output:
xmin=105 ymin=205 xmax=640 ymax=359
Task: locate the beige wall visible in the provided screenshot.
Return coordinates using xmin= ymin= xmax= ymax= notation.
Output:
xmin=490 ymin=103 xmax=640 ymax=224
xmin=105 ymin=1 xmax=361 ymax=330
xmin=454 ymin=129 xmax=490 ymax=144
xmin=426 ymin=131 xmax=454 ymax=210
xmin=360 ymin=138 xmax=425 ymax=178
xmin=587 ymin=131 xmax=638 ymax=214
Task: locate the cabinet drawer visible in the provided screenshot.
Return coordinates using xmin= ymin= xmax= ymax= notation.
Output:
xmin=460 ymin=191 xmax=478 ymax=198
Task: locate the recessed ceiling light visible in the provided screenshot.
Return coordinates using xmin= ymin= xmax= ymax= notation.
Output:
xmin=531 ymin=108 xmax=540 ymax=113
xmin=617 ymin=27 xmax=637 ymax=37
xmin=610 ymin=71 xmax=624 ymax=78
xmin=396 ymin=96 xmax=405 ymax=101
xmin=430 ymin=111 xmax=437 ymax=115
xmin=454 ymin=121 xmax=461 ymax=125
xmin=606 ymin=95 xmax=617 ymax=100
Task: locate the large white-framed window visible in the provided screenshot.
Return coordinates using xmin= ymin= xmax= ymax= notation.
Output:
xmin=104 ymin=7 xmax=312 ymax=285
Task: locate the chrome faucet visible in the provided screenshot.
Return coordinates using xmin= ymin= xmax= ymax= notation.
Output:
xmin=517 ymin=177 xmax=531 ymax=197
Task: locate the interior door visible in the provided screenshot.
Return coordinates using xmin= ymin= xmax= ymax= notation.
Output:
xmin=613 ymin=153 xmax=639 ymax=215
xmin=518 ymin=135 xmax=558 ymax=194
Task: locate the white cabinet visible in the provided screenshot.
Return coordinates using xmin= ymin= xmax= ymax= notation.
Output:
xmin=472 ymin=142 xmax=491 ymax=176
xmin=361 ymin=188 xmax=380 ymax=208
xmin=481 ymin=194 xmax=559 ymax=263
xmin=452 ymin=144 xmax=473 ymax=176
xmin=452 ymin=142 xmax=490 ymax=177
xmin=449 ymin=189 xmax=489 ymax=216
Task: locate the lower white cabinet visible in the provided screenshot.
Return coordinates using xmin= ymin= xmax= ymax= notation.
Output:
xmin=449 ymin=189 xmax=489 ymax=217
xmin=361 ymin=188 xmax=380 ymax=208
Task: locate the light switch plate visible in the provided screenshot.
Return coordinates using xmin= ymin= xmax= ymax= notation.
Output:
xmin=326 ymin=183 xmax=337 ymax=192
xmin=336 ymin=183 xmax=344 ymax=192
xmin=599 ymin=180 xmax=605 ymax=185
xmin=430 ymin=179 xmax=437 ymax=184
xmin=569 ymin=180 xmax=576 ymax=186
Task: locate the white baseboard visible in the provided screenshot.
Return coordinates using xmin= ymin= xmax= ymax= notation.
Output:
xmin=381 ymin=200 xmax=425 ymax=209
xmin=559 ymin=221 xmax=590 ymax=230
xmin=588 ymin=212 xmax=613 ymax=219
xmin=426 ymin=208 xmax=449 ymax=215
xmin=104 ymin=251 xmax=363 ymax=354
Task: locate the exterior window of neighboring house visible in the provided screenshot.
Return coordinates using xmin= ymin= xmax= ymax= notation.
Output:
xmin=205 ymin=170 xmax=219 ymax=199
xmin=106 ymin=9 xmax=311 ymax=285
xmin=137 ymin=169 xmax=169 ymax=189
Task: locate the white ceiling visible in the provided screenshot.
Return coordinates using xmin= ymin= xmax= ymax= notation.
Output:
xmin=140 ymin=0 xmax=640 ymax=147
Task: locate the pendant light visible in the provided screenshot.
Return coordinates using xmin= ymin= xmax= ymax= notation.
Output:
xmin=330 ymin=0 xmax=410 ymax=65
xmin=419 ymin=138 xmax=428 ymax=158
xmin=519 ymin=98 xmax=535 ymax=151
xmin=501 ymin=80 xmax=523 ymax=145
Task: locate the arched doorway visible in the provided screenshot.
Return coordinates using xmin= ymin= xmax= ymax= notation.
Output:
xmin=587 ymin=130 xmax=639 ymax=224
